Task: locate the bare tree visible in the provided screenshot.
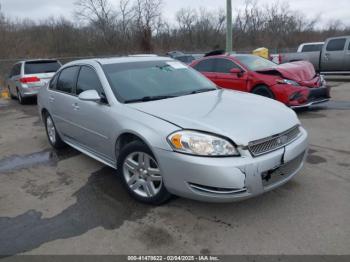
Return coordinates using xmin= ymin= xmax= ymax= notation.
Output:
xmin=133 ymin=0 xmax=163 ymax=52
xmin=119 ymin=0 xmax=134 ymax=39
xmin=75 ymin=0 xmax=116 ymax=46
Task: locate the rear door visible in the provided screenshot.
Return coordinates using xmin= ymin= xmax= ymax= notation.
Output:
xmin=213 ymin=58 xmax=248 ymax=92
xmin=48 ymin=66 xmax=80 ymax=138
xmin=321 ymin=38 xmax=347 ymax=72
xmin=192 ymin=59 xmax=216 ymax=81
xmin=69 ymin=66 xmax=113 ymax=162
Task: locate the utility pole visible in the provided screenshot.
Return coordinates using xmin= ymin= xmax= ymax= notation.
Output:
xmin=226 ymin=0 xmax=233 ymax=53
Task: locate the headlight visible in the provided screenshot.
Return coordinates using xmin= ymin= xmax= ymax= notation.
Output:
xmin=277 ymin=79 xmax=300 ymax=86
xmin=168 ymin=130 xmax=239 ymax=156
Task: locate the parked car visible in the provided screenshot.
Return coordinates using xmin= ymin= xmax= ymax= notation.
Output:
xmin=190 ymin=54 xmax=330 ymax=108
xmin=38 ymin=56 xmax=308 ymax=205
xmin=166 ymin=51 xmax=202 ymax=64
xmin=270 ymin=42 xmax=324 ymax=64
xmin=174 ymin=54 xmax=196 ymax=64
xmin=276 ymin=36 xmax=350 ymax=74
xmin=7 ymin=59 xmax=61 ymax=104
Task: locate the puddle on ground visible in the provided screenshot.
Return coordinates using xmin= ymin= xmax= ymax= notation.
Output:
xmin=306 ymin=149 xmax=327 ymax=165
xmin=0 ymin=167 xmax=150 ymax=255
xmin=0 ymin=148 xmax=80 ymax=174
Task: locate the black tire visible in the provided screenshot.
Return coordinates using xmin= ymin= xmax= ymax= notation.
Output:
xmin=44 ymin=112 xmax=66 ymax=149
xmin=117 ymin=140 xmax=172 ymax=205
xmin=8 ymin=87 xmax=16 ymax=99
xmin=252 ymin=85 xmax=275 ymax=99
xmin=17 ymin=88 xmax=26 ymax=104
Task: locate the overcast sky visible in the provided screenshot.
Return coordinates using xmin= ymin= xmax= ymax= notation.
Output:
xmin=1 ymin=0 xmax=349 ymax=27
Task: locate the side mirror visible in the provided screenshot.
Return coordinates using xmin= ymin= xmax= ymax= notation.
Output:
xmin=78 ymin=90 xmax=101 ymax=102
xmin=230 ymin=68 xmax=243 ymax=74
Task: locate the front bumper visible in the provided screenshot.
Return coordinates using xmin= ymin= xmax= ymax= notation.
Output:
xmin=154 ymin=127 xmax=308 ymax=202
xmin=290 ymin=86 xmax=331 ymax=109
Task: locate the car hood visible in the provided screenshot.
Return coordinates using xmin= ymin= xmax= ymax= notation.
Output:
xmin=257 ymin=61 xmax=316 ymax=81
xmin=128 ymin=90 xmax=300 ymax=145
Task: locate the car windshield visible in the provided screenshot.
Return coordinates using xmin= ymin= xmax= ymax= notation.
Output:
xmin=103 ymin=60 xmax=217 ymax=103
xmin=235 ymin=55 xmax=277 ymax=71
xmin=24 ymin=61 xmax=61 ymax=74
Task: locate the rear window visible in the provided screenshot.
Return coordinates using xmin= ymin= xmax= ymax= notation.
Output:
xmin=326 ymin=39 xmax=346 ymax=52
xmin=24 ymin=61 xmax=61 ymax=74
xmin=235 ymin=55 xmax=276 ymax=71
xmin=301 ymin=44 xmax=323 ymax=52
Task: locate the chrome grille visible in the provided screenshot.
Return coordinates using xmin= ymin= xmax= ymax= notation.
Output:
xmin=248 ymin=125 xmax=301 ymax=157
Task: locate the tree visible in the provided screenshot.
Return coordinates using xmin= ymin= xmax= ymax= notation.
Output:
xmin=133 ymin=0 xmax=163 ymax=52
xmin=75 ymin=0 xmax=117 ymax=46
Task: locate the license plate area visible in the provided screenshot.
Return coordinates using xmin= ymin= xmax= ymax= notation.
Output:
xmin=261 ymin=151 xmax=305 ymax=187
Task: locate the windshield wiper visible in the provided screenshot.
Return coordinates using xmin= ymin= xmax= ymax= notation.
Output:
xmin=186 ymin=88 xmax=217 ymax=95
xmin=124 ymin=95 xmax=177 ymax=104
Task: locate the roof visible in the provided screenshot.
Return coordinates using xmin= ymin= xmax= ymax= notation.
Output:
xmin=96 ymin=56 xmax=171 ymax=65
xmin=16 ymin=58 xmax=59 ymax=64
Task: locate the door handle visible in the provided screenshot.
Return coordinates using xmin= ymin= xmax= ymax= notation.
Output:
xmin=49 ymin=96 xmax=55 ymax=103
xmin=73 ymin=103 xmax=80 ymax=110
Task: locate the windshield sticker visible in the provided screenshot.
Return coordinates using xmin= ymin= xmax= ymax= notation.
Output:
xmin=166 ymin=61 xmax=187 ymax=69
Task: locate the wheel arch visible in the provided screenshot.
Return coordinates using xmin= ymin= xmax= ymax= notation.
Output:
xmin=115 ymin=131 xmax=157 ymax=164
xmin=251 ymin=84 xmax=276 ymax=99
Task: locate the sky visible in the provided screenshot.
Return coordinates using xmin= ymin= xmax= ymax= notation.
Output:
xmin=1 ymin=0 xmax=349 ymax=28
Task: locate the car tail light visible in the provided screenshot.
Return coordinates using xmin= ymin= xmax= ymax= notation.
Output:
xmin=20 ymin=76 xmax=40 ymax=84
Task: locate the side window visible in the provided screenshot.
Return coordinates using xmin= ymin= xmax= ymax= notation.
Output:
xmin=11 ymin=64 xmax=21 ymax=76
xmin=9 ymin=67 xmax=15 ymax=77
xmin=56 ymin=66 xmax=79 ymax=94
xmin=348 ymin=42 xmax=350 ymax=51
xmin=302 ymin=44 xmax=323 ymax=52
xmin=193 ymin=59 xmax=215 ymax=72
xmin=326 ymin=39 xmax=346 ymax=51
xmin=49 ymin=73 xmax=59 ymax=90
xmin=76 ymin=66 xmax=103 ymax=95
xmin=214 ymin=59 xmax=240 ymax=73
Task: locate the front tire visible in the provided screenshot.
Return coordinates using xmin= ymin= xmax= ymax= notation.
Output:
xmin=117 ymin=141 xmax=172 ymax=205
xmin=252 ymin=85 xmax=275 ymax=100
xmin=44 ymin=112 xmax=65 ymax=149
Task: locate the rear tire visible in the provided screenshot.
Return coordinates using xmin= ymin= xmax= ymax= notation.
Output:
xmin=17 ymin=88 xmax=26 ymax=104
xmin=44 ymin=112 xmax=66 ymax=149
xmin=117 ymin=140 xmax=172 ymax=205
xmin=252 ymin=85 xmax=275 ymax=100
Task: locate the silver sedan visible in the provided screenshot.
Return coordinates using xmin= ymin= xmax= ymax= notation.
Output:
xmin=38 ymin=56 xmax=308 ymax=205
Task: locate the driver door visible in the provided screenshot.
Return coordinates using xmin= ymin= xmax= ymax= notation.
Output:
xmin=213 ymin=58 xmax=248 ymax=92
xmin=69 ymin=66 xmax=114 ymax=163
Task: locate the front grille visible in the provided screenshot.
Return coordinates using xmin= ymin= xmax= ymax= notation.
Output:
xmin=262 ymin=151 xmax=306 ymax=187
xmin=248 ymin=125 xmax=301 ymax=157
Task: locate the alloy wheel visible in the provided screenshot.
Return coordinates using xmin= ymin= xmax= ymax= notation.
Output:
xmin=123 ymin=152 xmax=163 ymax=198
xmin=46 ymin=116 xmax=56 ymax=144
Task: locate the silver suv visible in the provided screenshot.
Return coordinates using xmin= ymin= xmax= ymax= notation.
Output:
xmin=7 ymin=59 xmax=61 ymax=104
xmin=38 ymin=56 xmax=308 ymax=205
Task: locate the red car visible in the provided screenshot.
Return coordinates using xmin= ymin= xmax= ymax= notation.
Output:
xmin=190 ymin=54 xmax=330 ymax=108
